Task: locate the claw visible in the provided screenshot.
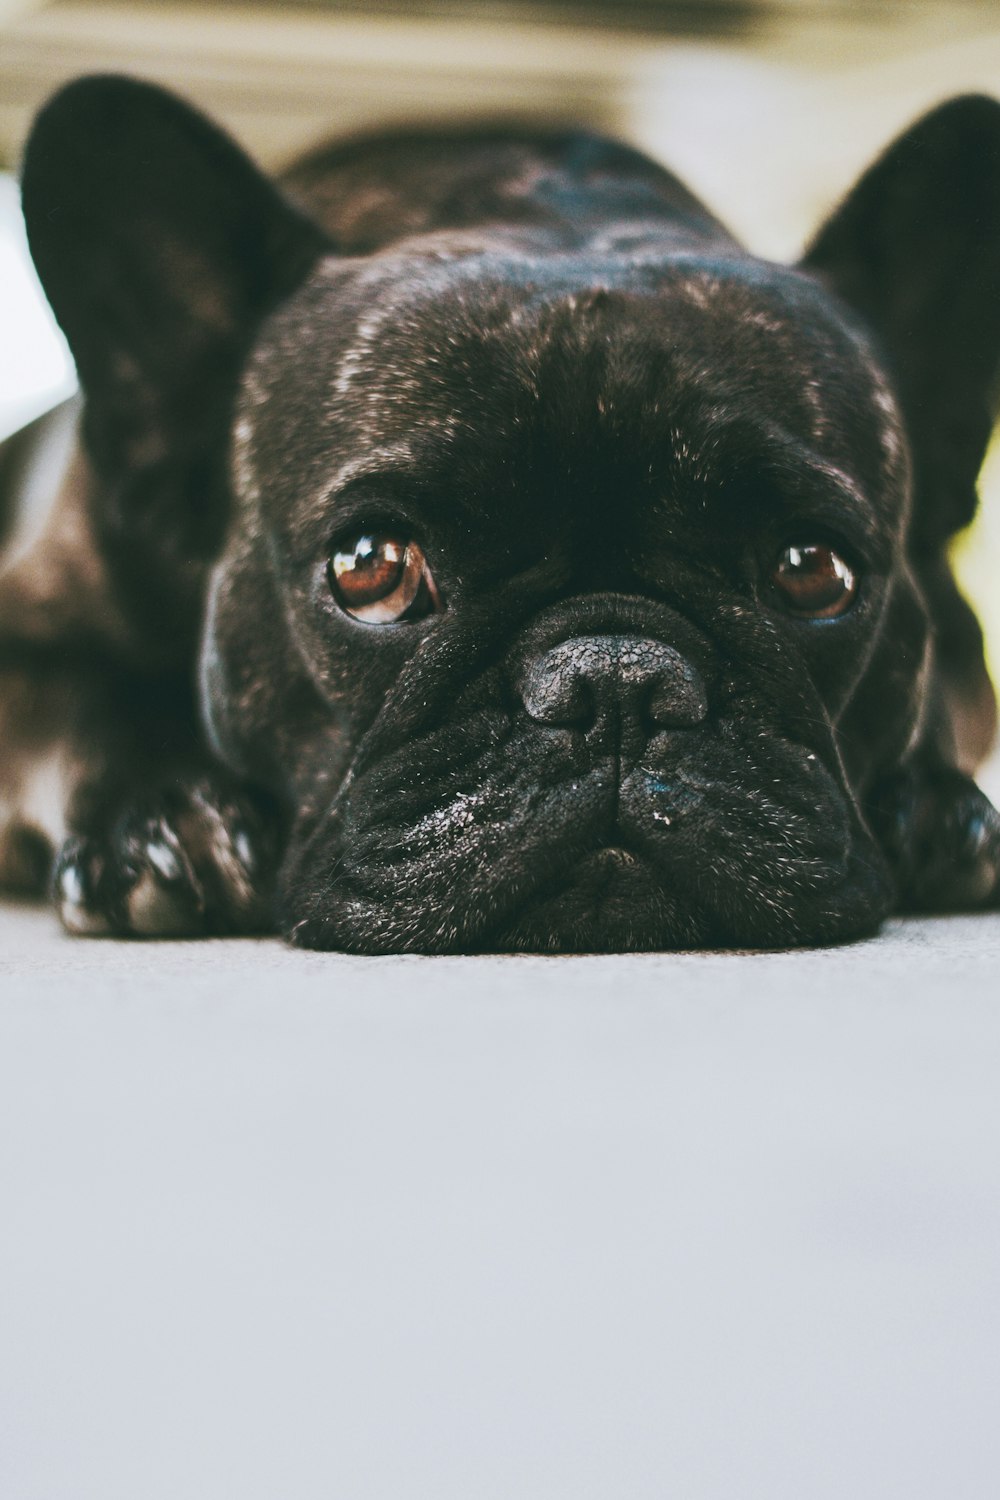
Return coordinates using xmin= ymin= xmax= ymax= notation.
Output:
xmin=53 ymin=837 xmax=114 ymax=936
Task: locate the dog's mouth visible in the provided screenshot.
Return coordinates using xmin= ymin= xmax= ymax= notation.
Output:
xmin=483 ymin=842 xmax=704 ymax=954
xmin=280 ymin=715 xmax=894 ymax=952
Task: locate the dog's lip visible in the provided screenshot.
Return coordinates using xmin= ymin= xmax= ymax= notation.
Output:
xmin=472 ymin=837 xmax=676 ymax=950
xmin=510 ymin=839 xmax=648 ymax=912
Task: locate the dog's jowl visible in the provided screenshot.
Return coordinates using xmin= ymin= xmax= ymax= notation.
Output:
xmin=2 ymin=76 xmax=1000 ymax=949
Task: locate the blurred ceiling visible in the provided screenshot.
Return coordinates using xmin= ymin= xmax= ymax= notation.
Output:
xmin=2 ymin=0 xmax=1000 ymax=198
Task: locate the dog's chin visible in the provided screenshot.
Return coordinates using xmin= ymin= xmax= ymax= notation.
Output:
xmin=283 ymin=816 xmax=892 ymax=955
xmin=485 ymin=846 xmax=708 ymax=953
xmin=473 ymin=843 xmax=889 ymax=954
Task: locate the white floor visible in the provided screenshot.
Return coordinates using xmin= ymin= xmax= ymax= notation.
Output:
xmin=2 ymin=901 xmax=999 ymax=1499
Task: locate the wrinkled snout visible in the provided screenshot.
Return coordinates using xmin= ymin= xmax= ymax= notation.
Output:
xmin=521 ymin=633 xmax=708 ymax=732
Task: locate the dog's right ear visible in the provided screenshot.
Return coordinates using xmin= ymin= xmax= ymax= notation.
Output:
xmin=19 ymin=74 xmax=329 ymax=656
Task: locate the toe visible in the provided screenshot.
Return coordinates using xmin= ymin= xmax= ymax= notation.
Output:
xmin=52 ymin=836 xmax=115 ymax=936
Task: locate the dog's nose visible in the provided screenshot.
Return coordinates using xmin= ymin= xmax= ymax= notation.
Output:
xmin=520 ymin=634 xmax=708 ymax=732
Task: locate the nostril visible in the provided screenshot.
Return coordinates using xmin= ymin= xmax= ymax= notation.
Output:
xmin=647 ymin=660 xmax=709 ymax=729
xmin=521 ymin=659 xmax=596 ymax=728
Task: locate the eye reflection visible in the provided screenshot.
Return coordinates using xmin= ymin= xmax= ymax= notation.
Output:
xmin=771 ymin=543 xmax=858 ymax=618
xmin=328 ymin=534 xmax=442 ymax=623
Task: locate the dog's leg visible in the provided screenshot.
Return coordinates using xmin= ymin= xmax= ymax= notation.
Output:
xmin=868 ymin=759 xmax=1000 ymax=912
xmin=869 ymin=542 xmax=1000 ymax=913
xmin=863 ymin=571 xmax=1000 ymax=913
xmin=0 ymin=666 xmax=69 ymax=895
xmin=0 ymin=653 xmax=285 ymax=949
xmin=0 ymin=649 xmax=283 ymax=936
xmin=0 ymin=400 xmax=283 ymax=937
xmin=52 ymin=769 xmax=282 ymax=939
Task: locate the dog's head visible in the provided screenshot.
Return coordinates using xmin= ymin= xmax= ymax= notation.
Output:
xmin=21 ymin=79 xmax=1000 ymax=949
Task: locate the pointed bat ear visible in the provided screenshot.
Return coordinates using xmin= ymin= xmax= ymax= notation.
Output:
xmin=19 ymin=74 xmax=329 ymax=653
xmin=802 ymin=95 xmax=1000 ymax=551
xmin=21 ymin=74 xmax=328 ymax=468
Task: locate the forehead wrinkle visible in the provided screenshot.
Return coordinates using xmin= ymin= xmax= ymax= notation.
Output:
xmin=679 ymin=408 xmax=864 ymax=505
xmin=798 ymin=455 xmax=871 ymax=516
xmin=752 ymin=425 xmax=894 ymax=551
xmin=755 ymin=420 xmax=862 ymax=494
xmin=309 ymin=443 xmax=422 ymax=517
xmin=668 ymin=264 xmax=891 ymax=453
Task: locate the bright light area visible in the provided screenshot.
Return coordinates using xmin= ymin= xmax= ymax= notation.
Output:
xmin=0 ymin=174 xmax=76 ymax=442
xmin=953 ymin=433 xmax=1000 ymax=692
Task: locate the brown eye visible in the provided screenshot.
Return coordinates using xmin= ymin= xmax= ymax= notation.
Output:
xmin=327 ymin=534 xmax=442 ymax=623
xmin=771 ymin=543 xmax=858 ymax=618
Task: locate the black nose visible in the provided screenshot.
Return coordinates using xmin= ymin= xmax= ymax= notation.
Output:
xmin=520 ymin=634 xmax=708 ymax=732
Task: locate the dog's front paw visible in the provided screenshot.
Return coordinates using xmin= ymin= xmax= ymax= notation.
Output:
xmin=869 ymin=763 xmax=1000 ymax=912
xmin=53 ymin=777 xmax=281 ymax=937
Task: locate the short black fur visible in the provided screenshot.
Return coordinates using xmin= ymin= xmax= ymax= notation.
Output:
xmin=2 ymin=76 xmax=999 ymax=949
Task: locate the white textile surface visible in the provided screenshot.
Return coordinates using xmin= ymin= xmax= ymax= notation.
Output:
xmin=2 ymin=901 xmax=999 ymax=1499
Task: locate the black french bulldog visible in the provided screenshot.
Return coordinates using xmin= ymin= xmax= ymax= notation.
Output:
xmin=1 ymin=74 xmax=999 ymax=951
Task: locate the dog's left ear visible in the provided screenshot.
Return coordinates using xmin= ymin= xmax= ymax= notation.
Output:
xmin=20 ymin=74 xmax=328 ymax=656
xmin=802 ymin=95 xmax=1000 ymax=550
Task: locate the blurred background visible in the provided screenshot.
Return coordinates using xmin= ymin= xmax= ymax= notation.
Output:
xmin=1 ymin=0 xmax=999 ymax=680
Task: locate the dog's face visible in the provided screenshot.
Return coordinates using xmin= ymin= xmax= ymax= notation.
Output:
xmin=201 ymin=248 xmax=913 ymax=950
xmin=19 ymin=80 xmax=1000 ymax=949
